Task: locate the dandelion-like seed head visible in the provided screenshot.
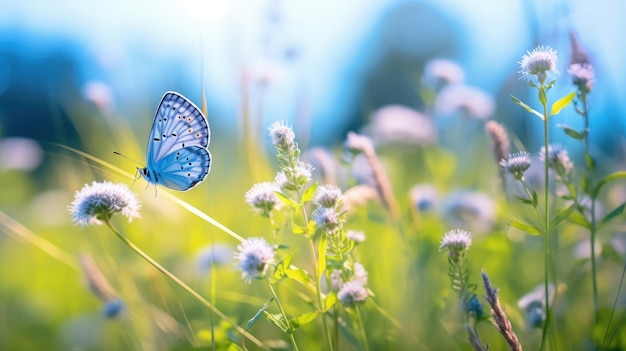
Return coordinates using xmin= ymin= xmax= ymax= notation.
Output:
xmin=268 ymin=121 xmax=295 ymax=152
xmin=338 ymin=280 xmax=368 ymax=306
xmin=440 ymin=229 xmax=472 ymax=258
xmin=519 ymin=46 xmax=559 ymax=84
xmin=235 ymin=237 xmax=275 ymax=283
xmin=568 ymin=63 xmax=595 ymax=94
xmin=500 ymin=151 xmax=532 ymax=180
xmin=539 ymin=144 xmax=573 ymax=174
xmin=311 ymin=206 xmax=343 ymax=234
xmin=69 ymin=181 xmax=141 ymax=226
xmin=346 ymin=230 xmax=366 ymax=243
xmin=314 ymin=184 xmax=343 ymax=208
xmin=245 ymin=182 xmax=281 ymax=216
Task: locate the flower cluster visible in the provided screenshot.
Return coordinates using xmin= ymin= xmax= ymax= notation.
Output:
xmin=69 ymin=181 xmax=141 ymax=226
xmin=268 ymin=121 xmax=314 ymax=193
xmin=329 ymin=262 xmax=370 ymax=306
xmin=312 ymin=184 xmax=346 ymax=234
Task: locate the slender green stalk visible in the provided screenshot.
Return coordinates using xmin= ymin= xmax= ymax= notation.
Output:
xmin=355 ymin=305 xmax=370 ymax=351
xmin=103 ymin=218 xmax=267 ymax=350
xmin=580 ymin=91 xmax=599 ymax=316
xmin=540 ymin=92 xmax=552 ymax=351
xmin=309 ymin=239 xmax=334 ymax=351
xmin=520 ymin=179 xmax=545 ymax=222
xmin=297 ymin=186 xmax=333 ymax=351
xmin=266 ymin=280 xmax=300 ymax=351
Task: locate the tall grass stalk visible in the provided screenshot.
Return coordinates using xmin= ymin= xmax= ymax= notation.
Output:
xmin=102 ymin=217 xmax=267 ymax=350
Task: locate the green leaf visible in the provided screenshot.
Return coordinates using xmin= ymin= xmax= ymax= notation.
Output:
xmin=511 ymin=95 xmax=544 ymax=120
xmin=585 ymin=153 xmax=595 ymax=172
xmin=302 ymin=182 xmax=318 ymax=203
xmin=264 ymin=312 xmax=290 ymax=333
xmin=549 ymin=204 xmax=576 ymax=231
xmin=274 ymin=191 xmax=300 ymax=208
xmin=317 ymin=233 xmax=328 ymax=279
xmin=567 ymin=210 xmax=591 ymax=230
xmin=245 ymin=297 xmax=275 ymax=331
xmin=324 ymin=291 xmax=338 ymax=312
xmin=272 ymin=254 xmax=294 ymax=282
xmin=538 ymin=87 xmax=547 ymax=107
xmin=532 ymin=191 xmax=538 ymax=207
xmin=289 ymin=311 xmax=318 ymax=329
xmin=592 ymin=171 xmax=626 ymax=198
xmin=599 ymin=202 xmax=626 ymax=227
xmin=550 ymin=91 xmax=576 ymax=116
xmin=292 ymin=224 xmax=307 ymax=235
xmin=557 ymin=123 xmax=585 ymax=140
xmin=508 ymin=220 xmax=542 ymax=235
xmin=285 ymin=266 xmax=312 ymax=284
xmin=514 ymin=194 xmax=533 ymax=205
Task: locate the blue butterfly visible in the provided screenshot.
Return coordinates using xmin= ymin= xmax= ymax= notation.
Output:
xmin=138 ymin=91 xmax=211 ymax=191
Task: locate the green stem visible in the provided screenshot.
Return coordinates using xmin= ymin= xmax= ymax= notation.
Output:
xmin=581 ymin=92 xmax=599 ymax=317
xmin=103 ymin=218 xmax=267 ymax=350
xmin=355 ymin=305 xmax=370 ymax=351
xmin=309 ymin=239 xmax=334 ymax=351
xmin=266 ymin=280 xmax=300 ymax=351
xmin=520 ymin=179 xmax=544 ymax=222
xmin=540 ymin=90 xmax=552 ymax=351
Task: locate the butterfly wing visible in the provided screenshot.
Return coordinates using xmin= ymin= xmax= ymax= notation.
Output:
xmin=151 ymin=146 xmax=211 ymax=191
xmin=144 ymin=92 xmax=212 ymax=191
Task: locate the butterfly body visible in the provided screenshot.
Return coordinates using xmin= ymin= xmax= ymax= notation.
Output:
xmin=139 ymin=92 xmax=211 ymax=191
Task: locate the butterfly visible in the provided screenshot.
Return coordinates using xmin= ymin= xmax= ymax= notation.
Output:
xmin=138 ymin=91 xmax=212 ymax=191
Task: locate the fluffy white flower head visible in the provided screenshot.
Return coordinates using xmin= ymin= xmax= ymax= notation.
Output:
xmin=338 ymin=280 xmax=368 ymax=305
xmin=440 ymin=229 xmax=472 ymax=252
xmin=519 ymin=46 xmax=559 ymax=84
xmin=69 ymin=181 xmax=141 ymax=226
xmin=235 ymin=237 xmax=275 ymax=283
xmin=245 ymin=182 xmax=281 ymax=216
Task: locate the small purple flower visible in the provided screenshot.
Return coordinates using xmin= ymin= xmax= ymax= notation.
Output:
xmin=500 ymin=151 xmax=532 ymax=180
xmin=519 ymin=46 xmax=559 ymax=84
xmin=268 ymin=121 xmax=295 ymax=152
xmin=312 ymin=206 xmax=343 ymax=234
xmin=314 ymin=184 xmax=343 ymax=208
xmin=440 ymin=229 xmax=472 ymax=257
xmin=69 ymin=181 xmax=141 ymax=226
xmin=245 ymin=182 xmax=281 ymax=216
xmin=235 ymin=237 xmax=275 ymax=283
xmin=346 ymin=230 xmax=366 ymax=243
xmin=568 ymin=63 xmax=594 ymax=93
xmin=539 ymin=144 xmax=573 ymax=174
xmin=338 ymin=280 xmax=368 ymax=305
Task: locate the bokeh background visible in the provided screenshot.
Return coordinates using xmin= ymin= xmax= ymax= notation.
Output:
xmin=1 ymin=0 xmax=626 ymax=350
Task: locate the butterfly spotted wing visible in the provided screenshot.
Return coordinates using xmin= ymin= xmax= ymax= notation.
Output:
xmin=139 ymin=92 xmax=211 ymax=191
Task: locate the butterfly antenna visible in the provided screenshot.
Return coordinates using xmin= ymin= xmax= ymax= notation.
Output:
xmin=113 ymin=151 xmax=144 ymax=167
